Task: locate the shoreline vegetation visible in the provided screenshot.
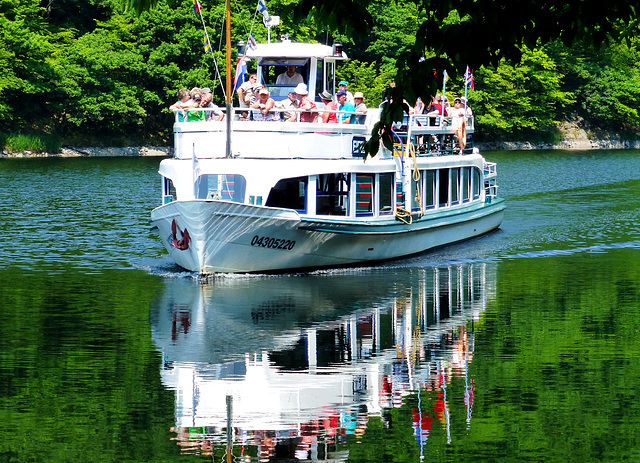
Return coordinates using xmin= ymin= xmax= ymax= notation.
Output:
xmin=2 ymin=125 xmax=640 ymax=158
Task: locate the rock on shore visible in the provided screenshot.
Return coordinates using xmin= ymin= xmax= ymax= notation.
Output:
xmin=2 ymin=146 xmax=172 ymax=158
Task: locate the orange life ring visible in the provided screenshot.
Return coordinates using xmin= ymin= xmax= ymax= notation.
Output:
xmin=456 ymin=120 xmax=467 ymax=150
xmin=171 ymin=219 xmax=190 ymax=250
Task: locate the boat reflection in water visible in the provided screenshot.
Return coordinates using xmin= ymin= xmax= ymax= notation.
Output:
xmin=150 ymin=262 xmax=496 ymax=461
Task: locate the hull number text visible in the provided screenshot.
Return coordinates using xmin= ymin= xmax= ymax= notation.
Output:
xmin=251 ymin=235 xmax=296 ymax=250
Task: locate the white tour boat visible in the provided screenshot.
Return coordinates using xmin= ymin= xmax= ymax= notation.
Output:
xmin=150 ymin=39 xmax=505 ymax=273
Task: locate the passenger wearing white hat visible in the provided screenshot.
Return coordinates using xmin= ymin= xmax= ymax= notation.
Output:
xmin=294 ymin=83 xmax=318 ymax=122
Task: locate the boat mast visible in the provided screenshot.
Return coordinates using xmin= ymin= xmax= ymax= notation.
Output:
xmin=225 ymin=0 xmax=232 ymax=158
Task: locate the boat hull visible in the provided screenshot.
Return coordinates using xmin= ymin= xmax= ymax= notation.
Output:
xmin=150 ymin=199 xmax=505 ymax=273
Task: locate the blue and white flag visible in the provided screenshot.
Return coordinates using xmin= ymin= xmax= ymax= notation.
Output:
xmin=233 ymin=58 xmax=247 ymax=92
xmin=257 ymin=0 xmax=269 ymax=20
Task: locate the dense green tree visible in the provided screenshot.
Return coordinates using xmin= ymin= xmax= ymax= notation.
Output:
xmin=471 ymin=46 xmax=574 ymax=140
xmin=1 ymin=0 xmax=640 ymax=149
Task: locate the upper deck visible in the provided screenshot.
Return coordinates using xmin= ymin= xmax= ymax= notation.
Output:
xmin=173 ymin=107 xmax=476 ymax=160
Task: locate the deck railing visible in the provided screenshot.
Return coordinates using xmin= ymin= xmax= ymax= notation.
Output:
xmin=171 ymin=107 xmax=476 ymax=159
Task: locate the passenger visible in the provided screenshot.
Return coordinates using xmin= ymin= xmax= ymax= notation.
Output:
xmin=451 ymin=97 xmax=467 ymax=150
xmin=425 ymin=94 xmax=447 ymax=117
xmin=276 ymin=65 xmax=304 ymax=87
xmin=251 ymin=86 xmax=277 ymax=121
xmin=354 ymin=92 xmax=367 ymax=124
xmin=294 ymin=83 xmax=318 ymax=122
xmin=319 ymin=91 xmax=338 ymax=123
xmin=336 ymin=80 xmax=354 ymax=105
xmin=186 ymin=90 xmax=205 ymax=122
xmin=336 ymin=89 xmax=356 ymax=124
xmin=444 ymin=96 xmax=451 ymax=117
xmin=451 ymin=97 xmax=466 ymax=118
xmin=200 ymin=87 xmax=225 ymax=121
xmin=277 ymin=91 xmax=299 ymax=122
xmin=169 ymin=88 xmax=191 ymax=122
xmin=413 ymin=97 xmax=425 ymax=115
xmin=238 ymin=74 xmax=258 ymax=108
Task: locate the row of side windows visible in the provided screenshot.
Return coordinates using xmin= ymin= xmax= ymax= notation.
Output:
xmin=265 ymin=167 xmax=482 ymax=217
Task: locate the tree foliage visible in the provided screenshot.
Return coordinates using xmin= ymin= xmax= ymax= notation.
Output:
xmin=0 ymin=0 xmax=639 ymax=149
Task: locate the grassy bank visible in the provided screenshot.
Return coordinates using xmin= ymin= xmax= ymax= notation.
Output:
xmin=1 ymin=133 xmax=62 ymax=154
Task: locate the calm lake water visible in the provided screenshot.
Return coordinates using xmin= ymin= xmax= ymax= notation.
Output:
xmin=1 ymin=151 xmax=640 ymax=462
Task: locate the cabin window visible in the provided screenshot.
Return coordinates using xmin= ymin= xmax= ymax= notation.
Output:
xmin=438 ymin=169 xmax=449 ymax=207
xmin=379 ymin=173 xmax=394 ymax=215
xmin=451 ymin=168 xmax=460 ymax=205
xmin=196 ymin=174 xmax=246 ymax=202
xmin=472 ymin=167 xmax=481 ymax=199
xmin=316 ymin=173 xmax=349 ymax=216
xmin=462 ymin=167 xmax=470 ymax=202
xmin=425 ymin=170 xmax=435 ymax=208
xmin=265 ymin=176 xmax=307 ymax=211
xmin=410 ymin=171 xmax=422 ymax=212
xmin=163 ymin=177 xmax=176 ymax=203
xmin=355 ymin=174 xmax=374 ymax=216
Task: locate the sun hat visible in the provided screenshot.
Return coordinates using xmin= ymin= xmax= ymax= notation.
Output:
xmin=336 ymin=89 xmax=347 ymax=97
xmin=320 ymin=90 xmax=333 ymax=101
xmin=201 ymin=87 xmax=211 ymax=93
xmin=454 ymin=97 xmax=462 ymax=103
xmin=294 ymin=83 xmax=308 ymax=95
xmin=354 ymin=92 xmax=364 ymax=99
xmin=338 ymin=80 xmax=348 ymax=86
xmin=259 ymin=86 xmax=269 ymax=95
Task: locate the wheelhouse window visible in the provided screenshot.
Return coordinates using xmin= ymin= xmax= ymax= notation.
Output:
xmin=317 ymin=173 xmax=349 ymax=216
xmin=265 ymin=176 xmax=307 ymax=211
xmin=196 ymin=174 xmax=246 ymax=202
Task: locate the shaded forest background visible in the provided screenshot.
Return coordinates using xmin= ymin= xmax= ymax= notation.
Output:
xmin=1 ymin=0 xmax=640 ymax=150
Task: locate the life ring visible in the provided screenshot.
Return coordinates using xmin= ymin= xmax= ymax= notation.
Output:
xmin=456 ymin=120 xmax=467 ymax=150
xmin=171 ymin=219 xmax=190 ymax=250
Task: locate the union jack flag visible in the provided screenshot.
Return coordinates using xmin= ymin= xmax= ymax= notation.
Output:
xmin=464 ymin=66 xmax=474 ymax=90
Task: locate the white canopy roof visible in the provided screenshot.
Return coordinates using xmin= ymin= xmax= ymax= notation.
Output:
xmin=244 ymin=41 xmax=347 ymax=60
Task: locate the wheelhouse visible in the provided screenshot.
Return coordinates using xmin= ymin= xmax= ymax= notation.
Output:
xmin=243 ymin=41 xmax=347 ymax=102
